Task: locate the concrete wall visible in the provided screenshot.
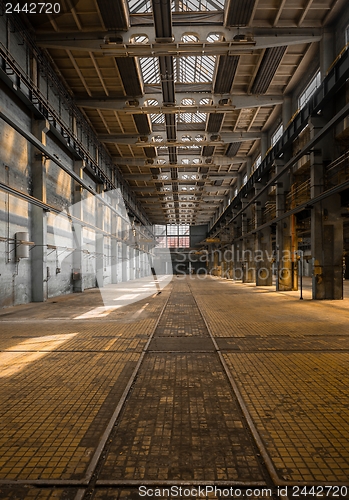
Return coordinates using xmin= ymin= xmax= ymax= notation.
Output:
xmin=0 ymin=14 xmax=150 ymax=308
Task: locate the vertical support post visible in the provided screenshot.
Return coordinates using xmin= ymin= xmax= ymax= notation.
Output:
xmin=72 ymin=160 xmax=85 ymax=292
xmin=261 ymin=132 xmax=268 ymax=159
xmin=320 ymin=29 xmax=334 ymax=80
xmin=275 ymin=160 xmax=296 ymax=291
xmin=255 ymin=182 xmax=273 ymax=286
xmin=31 ymin=119 xmax=49 ymax=302
xmin=110 ymin=194 xmax=118 ymax=284
xmin=96 ymin=184 xmax=104 ymax=288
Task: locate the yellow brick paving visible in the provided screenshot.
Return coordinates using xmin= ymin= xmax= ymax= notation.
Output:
xmin=0 ymin=351 xmax=139 ymax=480
xmin=0 ymin=288 xmax=170 ymax=482
xmin=224 ymin=352 xmax=349 ymax=482
xmin=189 ymin=276 xmax=349 ymax=484
xmin=0 ymin=487 xmax=75 ymax=499
xmin=191 ymin=277 xmax=349 ymax=338
xmin=93 ymin=489 xmax=270 ymax=499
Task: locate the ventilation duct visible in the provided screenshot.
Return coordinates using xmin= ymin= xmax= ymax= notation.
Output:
xmin=207 ymin=114 xmax=224 ymax=133
xmin=225 ymin=142 xmax=242 ymax=157
xmin=251 ymin=46 xmax=287 ymax=95
xmin=214 ymin=56 xmax=239 ymax=94
xmin=96 ymin=0 xmax=129 ymax=30
xmin=134 ymin=115 xmax=151 ymax=135
xmin=115 ymin=58 xmax=143 ymax=96
xmin=225 ymin=0 xmax=256 ymax=26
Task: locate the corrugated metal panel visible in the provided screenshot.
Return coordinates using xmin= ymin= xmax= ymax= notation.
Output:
xmin=96 ymin=0 xmax=129 ymax=30
xmin=152 ymin=0 xmax=172 ymax=38
xmin=134 ymin=114 xmax=151 ymax=135
xmin=251 ymin=46 xmax=287 ymax=95
xmin=214 ymin=56 xmax=239 ymax=94
xmin=225 ymin=142 xmax=242 ymax=157
xmin=115 ymin=58 xmax=143 ymax=96
xmin=144 ymin=147 xmax=157 ymax=158
xmin=165 ymin=114 xmax=177 ymax=141
xmin=177 ymin=123 xmax=206 ymax=131
xmin=225 ymin=0 xmax=256 ymax=26
xmin=207 ymin=113 xmax=224 ymax=133
xmin=169 ymin=146 xmax=177 ymax=164
xmin=202 ymin=146 xmax=215 ymax=157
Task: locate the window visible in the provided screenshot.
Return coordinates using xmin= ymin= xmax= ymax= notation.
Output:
xmin=155 ymin=224 xmax=190 ymax=248
xmin=243 ymin=174 xmax=248 ymax=185
xmin=253 ymin=154 xmax=261 ymax=170
xmin=271 ymin=124 xmax=283 ymax=147
xmin=298 ymin=71 xmax=321 ymax=109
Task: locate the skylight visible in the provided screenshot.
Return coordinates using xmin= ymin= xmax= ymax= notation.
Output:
xmin=139 ymin=58 xmax=160 ymax=84
xmin=151 ymin=113 xmax=165 ymax=124
xmin=175 ymin=56 xmax=216 ymax=83
xmin=128 ymin=0 xmax=151 ymax=13
xmin=173 ymin=0 xmax=225 ymax=11
xmin=128 ymin=0 xmax=224 ymax=14
xmin=177 ymin=112 xmax=207 ymax=123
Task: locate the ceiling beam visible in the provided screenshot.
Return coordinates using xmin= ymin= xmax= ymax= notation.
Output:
xmin=36 ymin=27 xmax=321 ymax=44
xmin=36 ymin=30 xmax=321 ymax=55
xmin=99 ymin=132 xmax=260 ymax=144
xmin=273 ymin=0 xmax=287 ymax=27
xmin=76 ymin=95 xmax=283 ymax=111
xmin=123 ymin=173 xmax=238 ymax=180
xmin=112 ymin=156 xmax=246 ymax=165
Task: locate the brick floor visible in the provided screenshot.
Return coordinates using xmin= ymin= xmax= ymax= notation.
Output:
xmin=2 ymin=274 xmax=349 ymax=498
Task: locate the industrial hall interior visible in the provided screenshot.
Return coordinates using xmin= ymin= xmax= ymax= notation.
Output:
xmin=2 ymin=0 xmax=349 ymax=499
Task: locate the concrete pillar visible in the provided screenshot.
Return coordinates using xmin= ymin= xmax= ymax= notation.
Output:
xmin=309 ymin=118 xmax=343 ymax=299
xmin=282 ymin=95 xmax=292 ymax=128
xmin=129 ymin=246 xmax=135 ymax=280
xmin=122 ymin=241 xmax=129 ymax=282
xmin=246 ymin=157 xmax=252 ymax=178
xmin=96 ymin=184 xmax=104 ymax=288
xmin=261 ymin=132 xmax=268 ymax=159
xmin=110 ymin=197 xmax=118 ymax=284
xmin=311 ymin=195 xmax=343 ymax=299
xmin=117 ymin=241 xmax=123 ymax=280
xmin=237 ymin=172 xmax=243 ymax=190
xmin=254 ymin=182 xmax=273 ymax=286
xmin=241 ymin=200 xmax=254 ymax=283
xmin=111 ymin=236 xmax=118 ymax=283
xmin=233 ymin=240 xmax=243 ymax=280
xmin=320 ymin=29 xmax=335 ymax=80
xmin=275 ymin=161 xmax=297 ymax=291
xmin=72 ymin=160 xmax=85 ymax=292
xmin=31 ymin=119 xmax=49 ymax=302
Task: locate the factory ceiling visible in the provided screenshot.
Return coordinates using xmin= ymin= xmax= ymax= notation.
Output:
xmin=24 ymin=0 xmax=345 ymax=225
